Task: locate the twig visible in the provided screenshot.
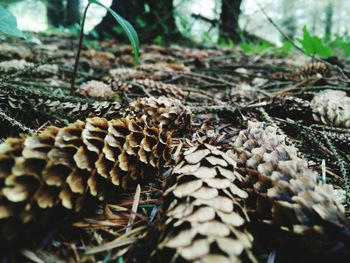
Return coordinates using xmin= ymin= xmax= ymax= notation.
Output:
xmin=255 ymin=0 xmax=349 ymax=81
xmin=0 ymin=109 xmax=37 ymax=135
xmin=321 ymin=134 xmax=350 ymax=204
xmin=275 ymin=117 xmax=350 ymax=204
xmin=255 ymin=1 xmax=303 ymax=53
xmin=126 ymin=185 xmax=141 ymax=233
xmin=129 ymin=81 xmax=152 ymax=97
xmin=188 ymin=103 xmax=237 ymax=114
xmin=0 ymin=57 xmax=54 ymax=83
xmin=70 ymin=2 xmax=91 ymax=93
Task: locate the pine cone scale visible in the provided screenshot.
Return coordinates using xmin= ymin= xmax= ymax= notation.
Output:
xmin=0 ymin=116 xmax=172 ymax=240
xmin=152 ymin=144 xmax=256 ymax=262
xmin=228 ymin=121 xmax=349 ymax=247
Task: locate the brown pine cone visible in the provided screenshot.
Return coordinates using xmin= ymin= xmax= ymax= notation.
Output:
xmin=311 ymin=90 xmax=350 ymax=128
xmin=78 ymin=80 xmax=114 ymax=100
xmin=297 ymin=62 xmax=330 ymax=80
xmin=269 ymin=62 xmax=330 ymax=81
xmin=151 ymin=144 xmax=256 ymax=263
xmin=43 ymin=100 xmax=122 ymax=120
xmin=127 ymin=96 xmax=192 ymax=135
xmin=135 ymin=79 xmax=186 ymax=99
xmin=0 ymin=117 xmax=172 ymax=241
xmin=228 ymin=121 xmax=348 ymax=243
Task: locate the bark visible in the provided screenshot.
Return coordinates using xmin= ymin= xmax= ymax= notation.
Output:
xmin=143 ymin=0 xmax=181 ymax=42
xmin=93 ymin=0 xmax=140 ymax=38
xmin=219 ymin=0 xmax=242 ymax=42
xmin=46 ymin=0 xmax=65 ymax=27
xmin=324 ymin=2 xmax=333 ymax=41
xmin=66 ymin=0 xmax=81 ymax=26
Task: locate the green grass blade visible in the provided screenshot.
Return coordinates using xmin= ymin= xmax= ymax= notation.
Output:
xmin=0 ymin=7 xmax=26 ymax=38
xmin=89 ymin=0 xmax=139 ymax=66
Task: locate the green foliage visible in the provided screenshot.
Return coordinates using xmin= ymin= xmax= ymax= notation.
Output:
xmin=297 ymin=26 xmax=332 ymax=58
xmin=273 ymin=41 xmax=294 ymax=57
xmin=88 ymin=0 xmax=139 ymax=66
xmin=0 ymin=7 xmax=25 ymax=38
xmin=330 ymin=35 xmax=350 ymax=57
xmin=240 ymin=41 xmax=271 ymax=53
xmin=154 ymin=35 xmax=164 ymax=45
xmin=231 ymin=40 xmax=293 ymax=58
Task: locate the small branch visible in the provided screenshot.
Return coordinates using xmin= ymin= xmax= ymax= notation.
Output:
xmin=275 ymin=117 xmax=350 ymax=204
xmin=188 ymin=104 xmax=237 ymax=114
xmin=191 ymin=13 xmax=218 ymax=26
xmin=255 ymin=0 xmax=349 ymax=81
xmin=321 ymin=134 xmax=350 ymax=204
xmin=255 ymin=0 xmax=304 ymax=53
xmin=70 ymin=3 xmax=91 ymax=94
xmin=129 ymin=81 xmax=152 ymax=97
xmin=0 ymin=57 xmax=54 ymax=83
xmin=0 ymin=109 xmax=37 ymax=135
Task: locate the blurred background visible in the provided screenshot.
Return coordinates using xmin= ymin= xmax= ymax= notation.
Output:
xmin=1 ymin=0 xmax=348 ymax=45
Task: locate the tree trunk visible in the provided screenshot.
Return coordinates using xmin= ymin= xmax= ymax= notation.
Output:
xmin=93 ymin=0 xmax=182 ymax=43
xmin=219 ymin=0 xmax=242 ymax=42
xmin=46 ymin=0 xmax=65 ymax=27
xmin=93 ymin=0 xmax=142 ymax=39
xmin=142 ymin=0 xmax=181 ymax=42
xmin=324 ymin=2 xmax=333 ymax=41
xmin=67 ymin=0 xmax=81 ymax=26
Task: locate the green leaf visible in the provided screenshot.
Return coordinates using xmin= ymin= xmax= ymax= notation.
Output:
xmin=0 ymin=7 xmax=25 ymax=38
xmin=297 ymin=26 xmax=332 ymax=58
xmin=240 ymin=42 xmax=252 ymax=52
xmin=88 ymin=0 xmax=139 ymax=66
xmin=340 ymin=42 xmax=350 ymax=57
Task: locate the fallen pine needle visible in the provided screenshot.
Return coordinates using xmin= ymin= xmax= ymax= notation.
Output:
xmin=126 ymin=184 xmax=141 ymax=233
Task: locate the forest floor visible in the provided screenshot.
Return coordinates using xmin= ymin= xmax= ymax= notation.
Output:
xmin=0 ymin=32 xmax=350 ymax=262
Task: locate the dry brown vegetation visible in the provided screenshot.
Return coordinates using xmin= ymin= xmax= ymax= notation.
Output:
xmin=0 ymin=33 xmax=350 ymax=262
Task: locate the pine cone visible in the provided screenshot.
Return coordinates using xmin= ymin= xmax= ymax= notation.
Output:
xmin=135 ymin=79 xmax=186 ymax=99
xmin=228 ymin=121 xmax=348 ymax=241
xmin=109 ymin=67 xmax=147 ymax=81
xmin=230 ymin=84 xmax=265 ymax=103
xmin=152 ymin=144 xmax=256 ymax=263
xmin=78 ymin=80 xmax=114 ymax=100
xmin=0 ymin=117 xmax=172 ymax=240
xmin=269 ymin=62 xmax=330 ymax=81
xmin=311 ymin=90 xmax=350 ymax=127
xmin=297 ymin=62 xmax=330 ymax=80
xmin=43 ymin=100 xmax=122 ymax=120
xmin=127 ymin=96 xmax=192 ymax=135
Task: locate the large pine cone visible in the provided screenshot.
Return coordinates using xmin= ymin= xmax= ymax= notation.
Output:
xmin=0 ymin=117 xmax=172 ymax=241
xmin=152 ymin=144 xmax=256 ymax=263
xmin=228 ymin=121 xmax=348 ymax=241
xmin=127 ymin=96 xmax=192 ymax=135
xmin=311 ymin=90 xmax=350 ymax=127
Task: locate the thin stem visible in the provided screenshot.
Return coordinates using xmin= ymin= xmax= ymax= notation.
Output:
xmin=70 ymin=3 xmax=91 ymax=94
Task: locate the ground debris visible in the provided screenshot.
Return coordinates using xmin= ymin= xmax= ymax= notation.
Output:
xmin=0 ymin=32 xmax=350 ymax=262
